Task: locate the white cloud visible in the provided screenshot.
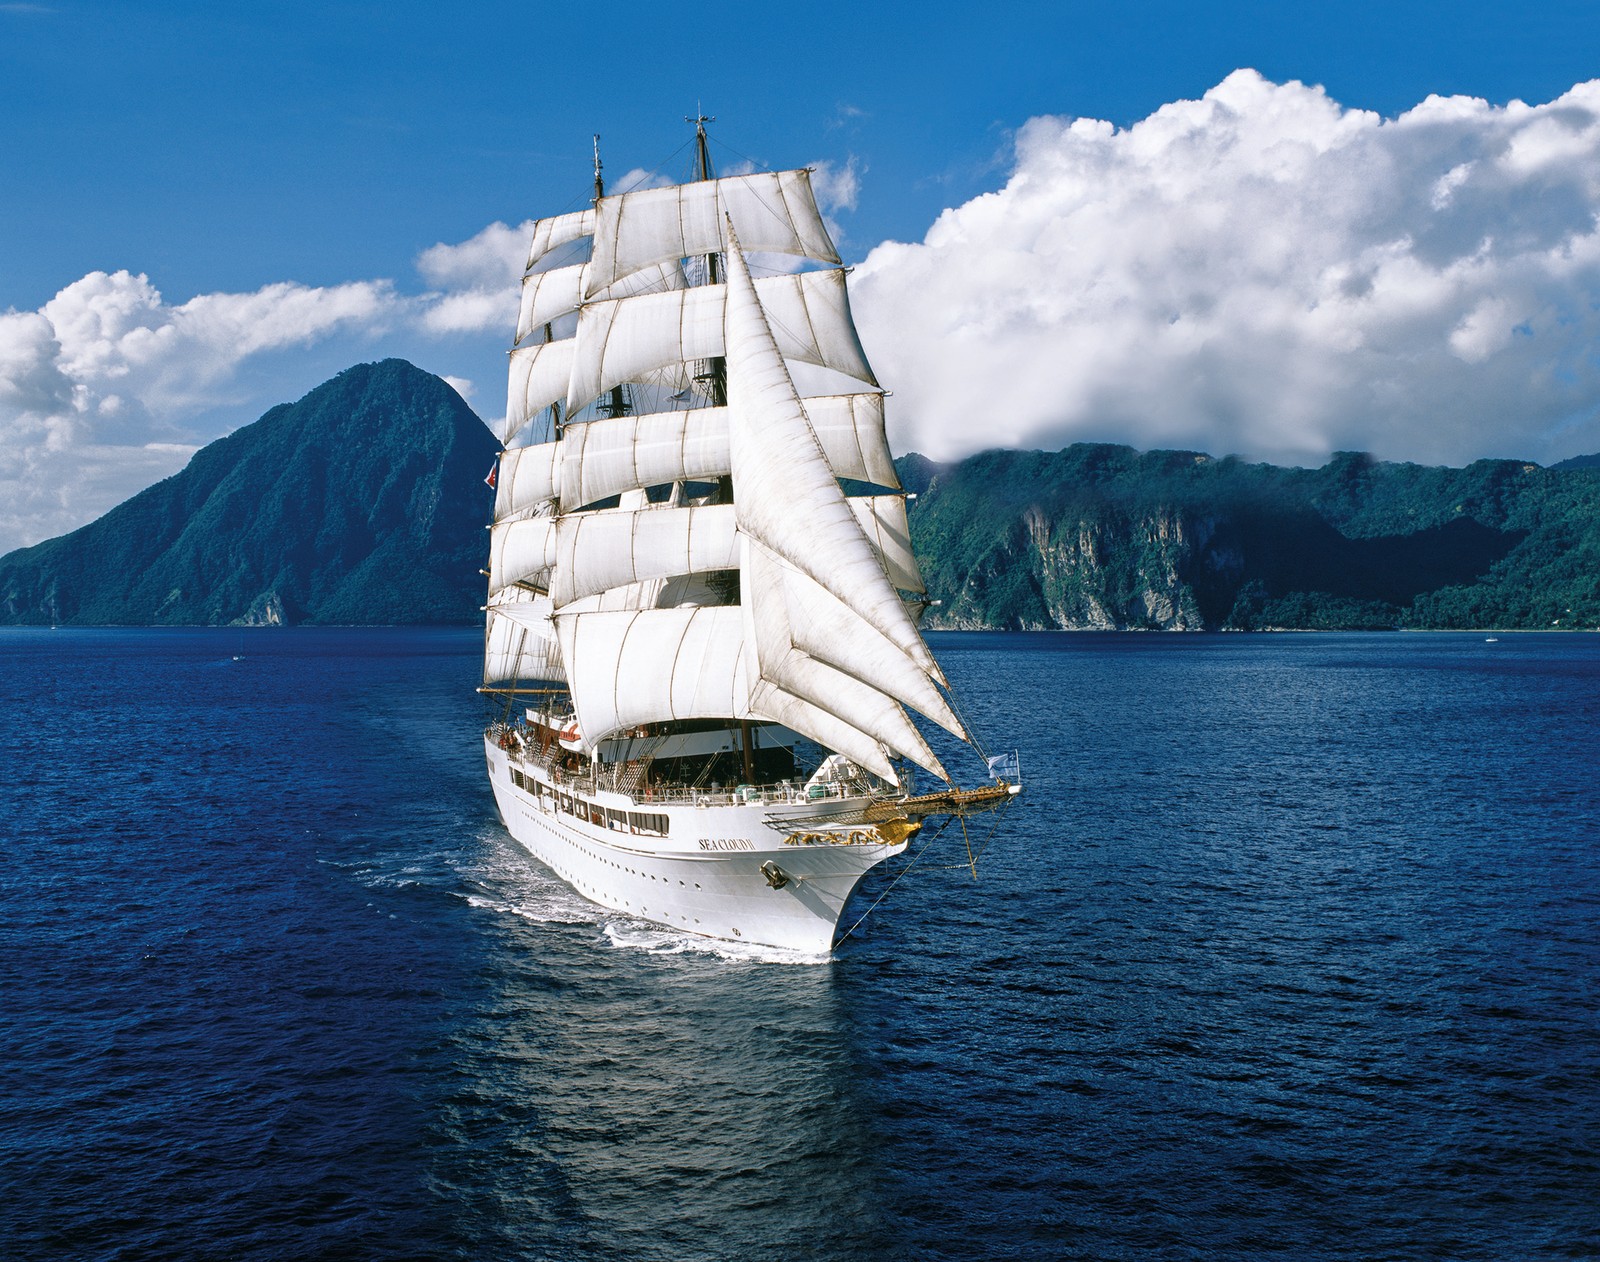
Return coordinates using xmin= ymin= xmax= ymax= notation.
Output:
xmin=0 ymin=270 xmax=398 ymax=553
xmin=14 ymin=70 xmax=1600 ymax=557
xmin=809 ymin=157 xmax=861 ymax=213
xmin=417 ymin=220 xmax=530 ymax=290
xmin=416 ymin=219 xmax=534 ymax=336
xmin=808 ymin=156 xmax=862 ymax=251
xmin=852 ymin=70 xmax=1600 ymax=468
xmin=612 ymin=167 xmax=675 ymax=195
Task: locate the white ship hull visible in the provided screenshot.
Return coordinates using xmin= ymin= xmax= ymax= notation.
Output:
xmin=484 ymin=737 xmax=908 ymax=953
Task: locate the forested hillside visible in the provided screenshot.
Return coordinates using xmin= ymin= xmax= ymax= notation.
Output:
xmin=0 ymin=360 xmax=498 ymax=625
xmin=901 ymin=445 xmax=1600 ymax=630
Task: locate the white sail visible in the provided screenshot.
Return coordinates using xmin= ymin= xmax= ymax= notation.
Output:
xmin=488 ymin=516 xmax=557 ymax=594
xmin=556 ymin=606 xmax=749 ymax=744
xmin=541 ymin=393 xmax=895 ymax=514
xmin=484 ymin=591 xmax=563 ymax=685
xmin=477 ymin=139 xmax=1018 ymax=959
xmin=587 ymin=169 xmax=839 ymax=296
xmin=745 ymin=678 xmax=898 ymax=783
xmin=515 ymin=259 xmax=684 ymax=346
xmin=566 ymin=270 xmax=877 ymax=415
xmin=524 ymin=208 xmax=595 ymax=272
xmin=807 ymin=393 xmax=900 ymax=489
xmin=775 ymin=551 xmax=964 ymax=739
xmin=540 ymin=496 xmax=913 ymax=611
xmin=745 ymin=542 xmax=946 ymax=781
xmin=550 ymin=503 xmax=737 ymax=608
xmin=558 ymin=409 xmax=724 ymax=512
xmin=515 ymin=264 xmax=586 ymax=344
xmin=504 ymin=338 xmax=577 ymax=443
xmin=495 ymin=442 xmax=561 ymax=521
xmin=848 ymin=495 xmax=925 ymax=594
xmin=722 ymin=223 xmax=943 ymax=682
xmin=555 ymin=605 xmax=898 ymax=781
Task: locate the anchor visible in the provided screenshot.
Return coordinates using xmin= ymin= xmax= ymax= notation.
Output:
xmin=760 ymin=861 xmax=790 ymax=890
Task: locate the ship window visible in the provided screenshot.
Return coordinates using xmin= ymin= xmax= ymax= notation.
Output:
xmin=625 ymin=812 xmax=667 ymax=837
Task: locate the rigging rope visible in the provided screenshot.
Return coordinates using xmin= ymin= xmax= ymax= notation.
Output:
xmin=835 ymin=815 xmax=956 ymax=945
xmin=834 ymin=790 xmax=1016 ymax=944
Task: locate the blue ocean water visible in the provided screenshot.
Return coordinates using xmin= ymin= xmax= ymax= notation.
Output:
xmin=1 ymin=628 xmax=1597 ymax=1261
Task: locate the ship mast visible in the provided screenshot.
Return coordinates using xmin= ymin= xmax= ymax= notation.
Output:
xmin=689 ymin=111 xmax=751 ymax=777
xmin=592 ymin=134 xmax=631 ymax=422
xmin=688 ymin=112 xmax=727 ymax=409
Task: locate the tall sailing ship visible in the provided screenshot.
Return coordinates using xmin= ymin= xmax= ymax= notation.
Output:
xmin=482 ymin=121 xmax=1019 ymax=952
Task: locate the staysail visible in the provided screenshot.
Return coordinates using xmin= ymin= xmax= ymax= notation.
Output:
xmin=487 ymin=156 xmax=969 ymax=786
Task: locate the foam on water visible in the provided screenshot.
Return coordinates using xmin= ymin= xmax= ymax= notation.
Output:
xmin=600 ymin=919 xmax=834 ymax=965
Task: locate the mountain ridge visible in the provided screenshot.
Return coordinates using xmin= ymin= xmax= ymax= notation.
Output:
xmin=901 ymin=445 xmax=1600 ymax=631
xmin=0 ymin=359 xmax=498 ymax=625
xmin=2 ymin=359 xmax=1595 ymax=630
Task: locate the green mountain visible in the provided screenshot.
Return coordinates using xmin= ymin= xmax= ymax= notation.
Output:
xmin=4 ymin=357 xmax=1595 ymax=631
xmin=0 ymin=359 xmax=498 ymax=626
xmin=902 ymin=445 xmax=1600 ymax=631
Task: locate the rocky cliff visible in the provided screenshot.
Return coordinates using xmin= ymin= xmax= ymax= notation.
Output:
xmin=903 ymin=445 xmax=1598 ymax=631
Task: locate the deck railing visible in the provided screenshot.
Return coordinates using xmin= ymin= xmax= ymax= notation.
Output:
xmin=487 ymin=722 xmax=878 ymax=808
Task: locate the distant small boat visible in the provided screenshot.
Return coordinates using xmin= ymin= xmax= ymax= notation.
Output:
xmin=1485 ymin=637 xmax=1499 ymax=643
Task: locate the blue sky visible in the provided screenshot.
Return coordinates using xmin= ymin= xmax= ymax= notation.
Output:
xmin=6 ymin=0 xmax=1595 ymax=304
xmin=4 ymin=0 xmax=1600 ymax=551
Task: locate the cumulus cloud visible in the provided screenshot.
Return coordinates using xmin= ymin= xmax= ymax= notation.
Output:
xmin=809 ymin=157 xmax=861 ymax=214
xmin=415 ymin=219 xmax=530 ymax=335
xmin=14 ymin=71 xmax=1600 ymax=555
xmin=0 ymin=270 xmax=397 ymax=552
xmin=808 ymin=156 xmax=863 ymax=252
xmin=852 ymin=71 xmax=1600 ymax=468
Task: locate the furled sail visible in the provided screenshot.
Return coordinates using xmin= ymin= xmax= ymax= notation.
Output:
xmin=587 ymin=169 xmax=838 ymax=296
xmin=721 ymin=222 xmax=943 ymax=682
xmin=565 ymin=270 xmax=877 ymax=416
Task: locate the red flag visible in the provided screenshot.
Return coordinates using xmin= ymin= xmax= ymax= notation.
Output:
xmin=484 ymin=462 xmax=497 ymax=490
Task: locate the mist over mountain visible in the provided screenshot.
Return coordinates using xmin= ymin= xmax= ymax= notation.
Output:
xmin=1 ymin=357 xmax=1594 ymax=631
xmin=903 ymin=445 xmax=1600 ymax=631
xmin=0 ymin=360 xmax=498 ymax=626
